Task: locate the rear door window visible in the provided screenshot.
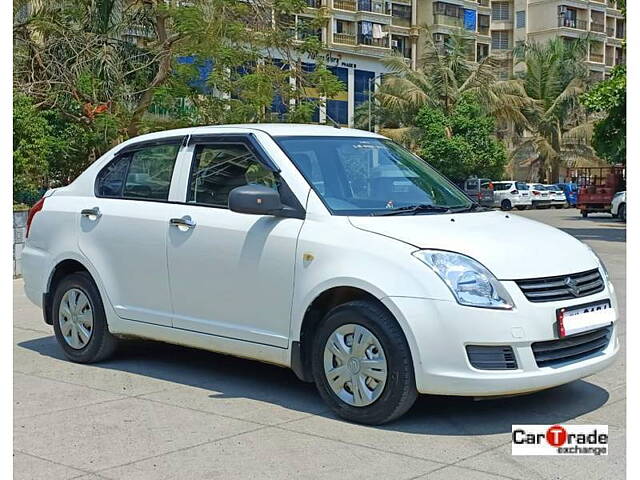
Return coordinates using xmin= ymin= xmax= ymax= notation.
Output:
xmin=493 ymin=183 xmax=511 ymax=191
xmin=515 ymin=182 xmax=528 ymax=191
xmin=95 ymin=142 xmax=181 ymax=201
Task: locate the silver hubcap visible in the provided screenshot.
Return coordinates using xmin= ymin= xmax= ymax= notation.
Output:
xmin=323 ymin=324 xmax=387 ymax=407
xmin=58 ymin=288 xmax=93 ymax=349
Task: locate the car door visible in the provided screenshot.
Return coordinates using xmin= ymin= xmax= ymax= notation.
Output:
xmin=165 ymin=135 xmax=304 ymax=348
xmin=78 ymin=137 xmax=185 ymax=326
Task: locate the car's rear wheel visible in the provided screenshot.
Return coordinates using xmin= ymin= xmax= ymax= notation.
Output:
xmin=52 ymin=272 xmax=118 ymax=363
xmin=311 ymin=300 xmax=417 ymax=425
xmin=619 ymin=203 xmax=626 ymax=222
xmin=500 ymin=199 xmax=512 ymax=211
xmin=582 ymin=210 xmax=589 ymax=218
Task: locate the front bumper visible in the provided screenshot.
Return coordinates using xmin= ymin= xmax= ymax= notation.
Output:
xmin=383 ymin=278 xmax=619 ymax=396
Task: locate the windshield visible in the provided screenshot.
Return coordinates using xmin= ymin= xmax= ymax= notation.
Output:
xmin=275 ymin=136 xmax=473 ymax=216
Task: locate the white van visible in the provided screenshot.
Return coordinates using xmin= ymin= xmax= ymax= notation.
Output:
xmin=22 ymin=125 xmax=619 ymax=424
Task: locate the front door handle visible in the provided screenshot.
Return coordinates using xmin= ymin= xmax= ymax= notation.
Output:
xmin=170 ymin=215 xmax=196 ymax=229
xmin=81 ymin=207 xmax=101 ymax=219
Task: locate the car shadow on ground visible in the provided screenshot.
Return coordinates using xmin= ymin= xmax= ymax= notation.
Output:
xmin=18 ymin=335 xmax=609 ymax=435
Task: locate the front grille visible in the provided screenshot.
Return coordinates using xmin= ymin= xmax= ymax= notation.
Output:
xmin=516 ymin=269 xmax=604 ymax=303
xmin=531 ymin=325 xmax=612 ymax=368
xmin=466 ymin=345 xmax=518 ymax=370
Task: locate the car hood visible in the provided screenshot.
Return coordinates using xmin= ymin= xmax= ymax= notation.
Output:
xmin=348 ymin=211 xmax=597 ymax=279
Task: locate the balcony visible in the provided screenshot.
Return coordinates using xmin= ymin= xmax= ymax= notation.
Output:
xmin=558 ymin=17 xmax=587 ymax=30
xmin=478 ymin=25 xmax=489 ymax=35
xmin=607 ymin=26 xmax=615 ymax=37
xmin=392 ymin=16 xmax=411 ymax=28
xmin=358 ymin=35 xmax=389 ymax=48
xmin=589 ymin=52 xmax=604 ymax=63
xmin=477 ymin=0 xmax=490 ymax=6
xmin=616 ymin=27 xmax=625 ymax=39
xmin=358 ymin=0 xmax=389 ymax=14
xmin=333 ymin=32 xmax=357 ymax=45
xmin=605 ymin=55 xmax=614 ymax=67
xmin=334 ymin=0 xmax=356 ymax=11
xmin=433 ymin=14 xmax=463 ymax=28
xmin=306 ymin=0 xmax=321 ymax=7
xmin=590 ymin=22 xmax=605 ymax=33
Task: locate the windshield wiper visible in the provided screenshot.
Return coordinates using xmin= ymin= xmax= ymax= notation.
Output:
xmin=371 ymin=204 xmax=451 ymax=216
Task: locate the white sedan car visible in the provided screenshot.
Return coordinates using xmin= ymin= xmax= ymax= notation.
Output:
xmin=544 ymin=184 xmax=568 ymax=209
xmin=22 ymin=124 xmax=619 ymax=425
xmin=492 ymin=181 xmax=532 ymax=210
xmin=527 ymin=183 xmax=552 ymax=208
xmin=611 ymin=191 xmax=626 ymax=222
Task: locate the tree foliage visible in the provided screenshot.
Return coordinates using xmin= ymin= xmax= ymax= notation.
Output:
xmin=371 ymin=29 xmax=531 ymax=145
xmin=581 ymin=65 xmax=626 ymax=164
xmin=415 ymin=96 xmax=508 ymax=182
xmin=13 ymin=0 xmax=344 ymax=198
xmin=511 ymin=37 xmax=599 ymax=182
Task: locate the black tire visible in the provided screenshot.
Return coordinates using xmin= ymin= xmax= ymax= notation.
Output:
xmin=582 ymin=210 xmax=588 ymax=218
xmin=554 ymin=205 xmax=563 ymax=209
xmin=311 ymin=300 xmax=417 ymax=425
xmin=619 ymin=203 xmax=626 ymax=222
xmin=515 ymin=205 xmax=527 ymax=211
xmin=500 ymin=199 xmax=512 ymax=211
xmin=52 ymin=271 xmax=118 ymax=363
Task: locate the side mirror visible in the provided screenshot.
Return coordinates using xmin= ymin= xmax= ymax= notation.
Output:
xmin=228 ymin=184 xmax=283 ymax=216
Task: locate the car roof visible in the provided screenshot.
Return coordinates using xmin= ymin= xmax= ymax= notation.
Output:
xmin=119 ymin=124 xmax=385 ymax=146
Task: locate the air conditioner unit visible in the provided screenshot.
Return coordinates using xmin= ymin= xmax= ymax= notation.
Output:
xmin=391 ymin=39 xmax=399 ymax=47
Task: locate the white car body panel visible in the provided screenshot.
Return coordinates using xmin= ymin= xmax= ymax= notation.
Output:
xmin=22 ymin=124 xmax=619 ymax=397
xmin=492 ymin=181 xmax=532 ymax=208
xmin=611 ymin=191 xmax=626 ymax=215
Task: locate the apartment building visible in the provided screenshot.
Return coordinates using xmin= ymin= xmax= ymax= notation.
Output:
xmin=419 ymin=0 xmax=625 ymax=82
xmin=282 ymin=0 xmax=419 ymax=125
xmin=293 ymin=0 xmax=625 ymax=126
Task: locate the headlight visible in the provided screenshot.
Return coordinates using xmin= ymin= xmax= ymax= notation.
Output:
xmin=413 ymin=250 xmax=514 ymax=309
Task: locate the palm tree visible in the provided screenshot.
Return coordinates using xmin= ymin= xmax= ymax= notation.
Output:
xmin=511 ymin=37 xmax=601 ymax=182
xmin=371 ymin=29 xmax=531 ymax=145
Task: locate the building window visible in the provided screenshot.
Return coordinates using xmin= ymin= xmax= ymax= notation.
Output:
xmin=476 ymin=43 xmax=489 ymax=61
xmin=492 ymin=2 xmax=510 ymax=21
xmin=491 ymin=30 xmax=510 ymax=50
xmin=516 ymin=10 xmax=525 ymax=29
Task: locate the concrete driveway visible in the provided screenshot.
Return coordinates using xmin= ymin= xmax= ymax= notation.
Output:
xmin=13 ymin=207 xmax=626 ymax=480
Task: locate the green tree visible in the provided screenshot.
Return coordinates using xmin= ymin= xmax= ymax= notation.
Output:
xmin=371 ymin=29 xmax=530 ymax=144
xmin=512 ymin=37 xmax=599 ymax=182
xmin=581 ymin=65 xmax=626 ymax=165
xmin=415 ymin=96 xmax=508 ymax=182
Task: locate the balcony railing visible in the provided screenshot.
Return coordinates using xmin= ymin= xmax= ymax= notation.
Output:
xmin=358 ymin=35 xmax=389 ymax=48
xmin=392 ymin=16 xmax=411 ymax=28
xmin=590 ymin=22 xmax=605 ymax=33
xmin=478 ymin=25 xmax=489 ymax=35
xmin=333 ymin=32 xmax=357 ymax=45
xmin=358 ymin=0 xmax=390 ymax=14
xmin=334 ymin=0 xmax=356 ymax=11
xmin=433 ymin=14 xmax=463 ymax=28
xmin=477 ymin=0 xmax=490 ymax=6
xmin=589 ymin=52 xmax=604 ymax=63
xmin=306 ymin=0 xmax=321 ymax=7
xmin=558 ymin=17 xmax=588 ymax=30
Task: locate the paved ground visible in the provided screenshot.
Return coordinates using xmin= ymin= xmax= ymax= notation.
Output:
xmin=13 ymin=207 xmax=626 ymax=480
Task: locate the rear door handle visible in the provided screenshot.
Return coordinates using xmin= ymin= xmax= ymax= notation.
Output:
xmin=81 ymin=207 xmax=101 ymax=218
xmin=170 ymin=215 xmax=196 ymax=229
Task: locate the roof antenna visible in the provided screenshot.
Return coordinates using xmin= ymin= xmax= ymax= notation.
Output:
xmin=325 ymin=113 xmax=341 ymax=129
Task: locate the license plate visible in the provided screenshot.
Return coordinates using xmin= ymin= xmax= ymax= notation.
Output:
xmin=556 ymin=300 xmax=614 ymax=337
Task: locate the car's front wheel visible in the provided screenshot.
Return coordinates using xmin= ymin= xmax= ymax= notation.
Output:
xmin=500 ymin=199 xmax=512 ymax=211
xmin=311 ymin=300 xmax=417 ymax=425
xmin=52 ymin=272 xmax=118 ymax=363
